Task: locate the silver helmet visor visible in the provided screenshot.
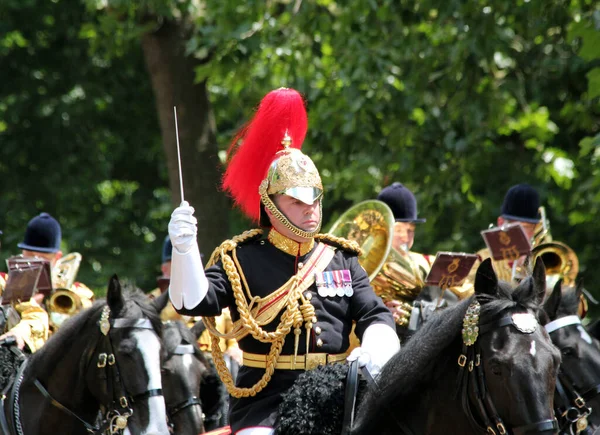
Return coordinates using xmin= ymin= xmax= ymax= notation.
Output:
xmin=278 ymin=186 xmax=323 ymax=205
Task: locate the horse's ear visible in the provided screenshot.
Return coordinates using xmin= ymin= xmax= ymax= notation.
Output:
xmin=532 ymin=257 xmax=547 ymax=304
xmin=107 ymin=274 xmax=125 ymax=313
xmin=475 ymin=258 xmax=498 ymax=295
xmin=152 ymin=290 xmax=170 ymax=314
xmin=543 ymin=279 xmax=562 ymax=321
xmin=190 ymin=319 xmax=207 ymax=340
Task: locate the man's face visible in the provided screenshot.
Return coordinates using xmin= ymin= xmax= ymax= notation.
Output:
xmin=268 ymin=194 xmax=321 ymax=241
xmin=22 ymin=249 xmax=62 ymax=267
xmin=497 ymin=217 xmax=538 ymax=241
xmin=392 ymin=222 xmax=416 ymax=251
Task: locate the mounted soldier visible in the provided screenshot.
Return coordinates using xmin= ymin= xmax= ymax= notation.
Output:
xmin=167 ymin=87 xmax=399 ymax=435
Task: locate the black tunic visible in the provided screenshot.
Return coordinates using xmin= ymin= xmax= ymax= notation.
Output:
xmin=176 ymin=235 xmax=394 ymax=432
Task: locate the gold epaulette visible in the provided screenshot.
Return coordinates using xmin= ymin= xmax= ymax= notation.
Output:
xmin=315 ymin=233 xmax=362 ymax=256
xmin=205 ymin=229 xmax=263 ymax=268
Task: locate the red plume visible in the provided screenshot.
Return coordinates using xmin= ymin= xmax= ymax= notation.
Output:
xmin=222 ymin=88 xmax=308 ymax=222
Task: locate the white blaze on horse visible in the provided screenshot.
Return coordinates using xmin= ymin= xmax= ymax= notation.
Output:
xmin=0 ymin=275 xmax=170 ymax=435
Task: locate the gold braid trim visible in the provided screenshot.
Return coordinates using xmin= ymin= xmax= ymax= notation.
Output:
xmin=203 ymin=228 xmax=310 ymax=398
xmin=315 ymin=233 xmax=363 ymax=256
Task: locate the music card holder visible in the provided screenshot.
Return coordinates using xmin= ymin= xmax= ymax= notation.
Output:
xmin=2 ymin=256 xmax=53 ymax=305
xmin=425 ymin=252 xmax=479 ymax=289
xmin=481 ymin=223 xmax=532 ymax=262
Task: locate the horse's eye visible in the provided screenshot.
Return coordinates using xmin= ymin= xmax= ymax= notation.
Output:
xmin=489 ymin=362 xmax=503 ymax=376
xmin=561 ymin=347 xmax=576 ymax=357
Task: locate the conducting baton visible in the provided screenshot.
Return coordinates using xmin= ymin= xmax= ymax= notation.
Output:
xmin=173 ymin=106 xmax=185 ymax=204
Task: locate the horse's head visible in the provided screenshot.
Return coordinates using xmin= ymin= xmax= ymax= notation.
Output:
xmin=160 ymin=317 xmax=207 ymax=435
xmin=85 ymin=275 xmax=169 ymax=435
xmin=470 ymin=258 xmax=561 ymax=434
xmin=543 ymin=279 xmax=600 ymax=432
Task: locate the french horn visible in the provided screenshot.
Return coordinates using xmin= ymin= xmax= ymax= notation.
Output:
xmin=328 ymin=200 xmax=428 ymax=325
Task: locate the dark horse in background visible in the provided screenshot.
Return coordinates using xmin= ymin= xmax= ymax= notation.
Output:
xmin=158 ymin=313 xmax=227 ymax=434
xmin=275 ymin=258 xmax=561 ymax=435
xmin=543 ymin=280 xmax=600 ymax=434
xmin=0 ymin=275 xmax=170 ymax=435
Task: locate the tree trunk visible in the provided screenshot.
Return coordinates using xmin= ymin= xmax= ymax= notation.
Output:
xmin=140 ymin=20 xmax=228 ymax=254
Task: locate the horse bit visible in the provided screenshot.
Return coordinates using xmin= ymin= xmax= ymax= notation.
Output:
xmin=31 ymin=305 xmax=164 ymax=435
xmin=458 ymin=300 xmax=559 ymax=435
xmin=545 ymin=315 xmax=600 ymax=435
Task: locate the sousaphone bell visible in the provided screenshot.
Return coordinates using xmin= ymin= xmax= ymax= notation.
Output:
xmin=328 ymin=200 xmax=428 ymax=324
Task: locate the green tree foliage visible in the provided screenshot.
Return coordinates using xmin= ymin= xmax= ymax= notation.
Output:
xmin=1 ymin=0 xmax=599 ymax=304
xmin=190 ymin=0 xmax=600 ymax=299
xmin=0 ymin=0 xmax=170 ymax=291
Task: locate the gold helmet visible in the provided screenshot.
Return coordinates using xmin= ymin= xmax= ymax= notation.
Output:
xmin=259 ymin=136 xmax=324 ymax=238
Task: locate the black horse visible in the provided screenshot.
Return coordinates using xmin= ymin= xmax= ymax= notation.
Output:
xmin=543 ymin=280 xmax=600 ymax=434
xmin=160 ymin=317 xmax=227 ymax=434
xmin=0 ymin=275 xmax=170 ymax=435
xmin=276 ymin=258 xmax=561 ymax=435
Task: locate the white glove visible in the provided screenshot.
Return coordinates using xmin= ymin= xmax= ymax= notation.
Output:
xmin=347 ymin=323 xmax=400 ymax=378
xmin=168 ymin=201 xmax=198 ymax=254
xmin=168 ymin=202 xmax=209 ymax=310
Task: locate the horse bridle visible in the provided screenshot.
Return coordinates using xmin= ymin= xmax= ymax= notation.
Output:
xmin=457 ymin=301 xmax=559 ymax=435
xmin=163 ymin=343 xmax=202 ymax=425
xmin=31 ymin=305 xmax=164 ymax=435
xmin=545 ymin=315 xmax=600 ymax=435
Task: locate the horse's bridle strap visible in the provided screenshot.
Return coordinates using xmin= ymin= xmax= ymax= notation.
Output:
xmin=511 ymin=418 xmax=558 ymax=435
xmin=173 ymin=344 xmax=195 ymax=355
xmin=112 ymin=318 xmax=154 ymax=329
xmin=33 ymin=379 xmax=100 ymax=433
xmin=545 ymin=315 xmax=581 ymax=334
xmin=168 ymin=396 xmax=202 ymax=418
xmin=131 ymin=388 xmax=163 ymax=402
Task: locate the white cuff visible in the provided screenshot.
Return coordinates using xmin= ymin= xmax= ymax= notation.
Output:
xmin=360 ymin=323 xmax=400 ymax=376
xmin=169 ymin=242 xmax=208 ymax=310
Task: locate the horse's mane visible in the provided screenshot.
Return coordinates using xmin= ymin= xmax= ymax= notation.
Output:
xmin=356 ymin=275 xmax=544 ymax=425
xmin=29 ymin=289 xmax=162 ymax=377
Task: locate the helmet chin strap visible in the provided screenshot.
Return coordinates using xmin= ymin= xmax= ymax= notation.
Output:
xmin=261 ymin=194 xmax=322 ymax=239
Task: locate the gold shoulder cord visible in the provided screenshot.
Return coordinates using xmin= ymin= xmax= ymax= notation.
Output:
xmin=315 ymin=233 xmax=363 ymax=256
xmin=204 ymin=228 xmax=310 ymax=398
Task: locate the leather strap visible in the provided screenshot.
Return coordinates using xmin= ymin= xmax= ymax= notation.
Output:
xmin=341 ymin=359 xmax=359 ymax=435
xmin=34 ymin=379 xmax=100 ymax=433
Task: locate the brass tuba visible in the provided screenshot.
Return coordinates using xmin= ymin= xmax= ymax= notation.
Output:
xmin=516 ymin=207 xmax=579 ymax=287
xmin=531 ymin=241 xmax=579 ymax=287
xmin=48 ymin=287 xmax=94 ymax=330
xmin=328 ymin=200 xmax=428 ymax=323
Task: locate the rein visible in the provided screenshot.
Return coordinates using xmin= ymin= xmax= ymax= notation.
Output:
xmin=457 ymin=301 xmax=558 ymax=435
xmin=26 ymin=305 xmax=162 ymax=435
xmin=164 ymin=343 xmax=202 ymax=421
xmin=545 ymin=315 xmax=600 ymax=434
